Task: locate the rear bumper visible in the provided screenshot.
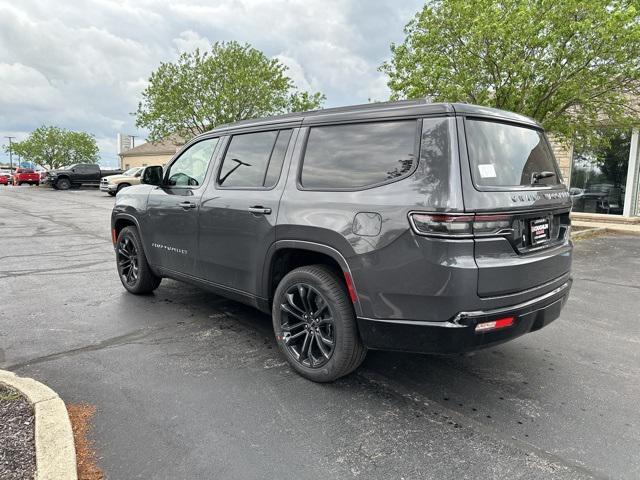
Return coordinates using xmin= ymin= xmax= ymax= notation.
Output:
xmin=357 ymin=279 xmax=572 ymax=354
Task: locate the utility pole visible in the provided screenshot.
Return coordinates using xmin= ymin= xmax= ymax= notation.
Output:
xmin=128 ymin=135 xmax=137 ymax=149
xmin=4 ymin=136 xmax=15 ymax=171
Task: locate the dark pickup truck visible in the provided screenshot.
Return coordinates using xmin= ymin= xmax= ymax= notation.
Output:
xmin=48 ymin=164 xmax=122 ymax=190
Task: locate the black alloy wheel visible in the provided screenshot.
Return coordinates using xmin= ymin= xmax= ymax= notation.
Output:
xmin=115 ymin=226 xmax=162 ymax=294
xmin=117 ymin=234 xmax=139 ymax=287
xmin=272 ymin=265 xmax=366 ymax=382
xmin=280 ymin=283 xmax=336 ymax=368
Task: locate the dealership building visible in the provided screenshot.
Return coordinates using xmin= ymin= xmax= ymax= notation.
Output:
xmin=117 ymin=134 xmax=184 ymax=170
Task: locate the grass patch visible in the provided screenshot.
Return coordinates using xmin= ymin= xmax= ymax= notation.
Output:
xmin=0 ymin=386 xmax=22 ymax=402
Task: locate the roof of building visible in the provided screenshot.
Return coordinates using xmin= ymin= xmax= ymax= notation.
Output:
xmin=119 ymin=134 xmax=185 ymax=157
xmin=203 ymin=99 xmax=540 ymax=137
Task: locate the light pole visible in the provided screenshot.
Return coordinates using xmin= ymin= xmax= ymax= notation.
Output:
xmin=4 ymin=136 xmax=15 ymax=171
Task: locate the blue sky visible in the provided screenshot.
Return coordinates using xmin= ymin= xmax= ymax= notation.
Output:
xmin=0 ymin=0 xmax=424 ymax=167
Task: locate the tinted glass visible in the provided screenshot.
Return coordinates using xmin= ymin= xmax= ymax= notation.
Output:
xmin=166 ymin=138 xmax=218 ymax=187
xmin=218 ymin=131 xmax=280 ymax=188
xmin=301 ymin=120 xmax=417 ymax=189
xmin=264 ymin=130 xmax=292 ymax=188
xmin=569 ymin=129 xmax=630 ymax=215
xmin=466 ymin=120 xmax=561 ymax=187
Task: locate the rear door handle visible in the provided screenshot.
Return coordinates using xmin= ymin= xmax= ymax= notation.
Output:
xmin=248 ymin=206 xmax=272 ymax=215
xmin=178 ymin=201 xmax=196 ymax=210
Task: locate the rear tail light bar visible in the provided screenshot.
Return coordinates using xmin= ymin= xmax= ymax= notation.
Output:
xmin=409 ymin=212 xmax=514 ymax=238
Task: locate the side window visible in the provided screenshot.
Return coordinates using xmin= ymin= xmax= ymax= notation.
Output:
xmin=218 ymin=129 xmax=292 ymax=188
xmin=166 ymin=138 xmax=218 ymax=187
xmin=300 ymin=120 xmax=417 ymax=190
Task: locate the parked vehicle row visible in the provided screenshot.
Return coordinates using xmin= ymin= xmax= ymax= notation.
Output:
xmin=1 ymin=163 xmax=132 ymax=191
xmin=111 ymin=100 xmax=573 ymax=383
xmin=0 ymin=167 xmax=42 ymax=186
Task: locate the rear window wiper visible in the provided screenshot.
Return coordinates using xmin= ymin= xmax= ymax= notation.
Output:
xmin=531 ymin=171 xmax=555 ymax=185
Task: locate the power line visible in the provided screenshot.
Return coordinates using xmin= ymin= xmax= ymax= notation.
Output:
xmin=4 ymin=136 xmax=15 ymax=171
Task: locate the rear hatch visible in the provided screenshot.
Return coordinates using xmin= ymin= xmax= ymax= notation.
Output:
xmin=458 ymin=115 xmax=572 ymax=298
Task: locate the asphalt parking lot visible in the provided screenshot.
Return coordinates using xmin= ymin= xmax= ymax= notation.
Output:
xmin=1 ymin=186 xmax=639 ymax=479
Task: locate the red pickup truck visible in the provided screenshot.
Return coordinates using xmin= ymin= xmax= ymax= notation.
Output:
xmin=13 ymin=168 xmax=40 ymax=186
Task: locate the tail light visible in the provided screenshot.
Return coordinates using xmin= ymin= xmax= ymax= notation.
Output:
xmin=409 ymin=213 xmax=514 ymax=238
xmin=475 ymin=316 xmax=514 ymax=333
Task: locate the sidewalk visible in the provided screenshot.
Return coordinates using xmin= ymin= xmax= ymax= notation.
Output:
xmin=571 ymin=211 xmax=640 ymax=235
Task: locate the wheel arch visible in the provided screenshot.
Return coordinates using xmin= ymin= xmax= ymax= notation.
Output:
xmin=262 ymin=240 xmax=362 ymax=316
xmin=112 ymin=213 xmax=154 ymax=271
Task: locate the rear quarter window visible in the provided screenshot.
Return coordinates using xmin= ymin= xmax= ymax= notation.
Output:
xmin=300 ymin=120 xmax=418 ymax=190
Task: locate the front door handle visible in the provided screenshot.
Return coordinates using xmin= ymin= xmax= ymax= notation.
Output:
xmin=248 ymin=206 xmax=272 ymax=215
xmin=178 ymin=201 xmax=196 ymax=210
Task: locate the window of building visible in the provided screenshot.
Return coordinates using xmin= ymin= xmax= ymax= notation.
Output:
xmin=570 ymin=130 xmax=631 ymax=215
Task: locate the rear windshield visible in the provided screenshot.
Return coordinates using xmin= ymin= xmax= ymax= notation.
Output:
xmin=466 ymin=119 xmax=561 ymax=188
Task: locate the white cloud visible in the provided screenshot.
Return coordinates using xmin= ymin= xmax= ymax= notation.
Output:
xmin=0 ymin=63 xmax=62 ymax=108
xmin=0 ymin=0 xmax=423 ymax=167
xmin=173 ymin=30 xmax=212 ymax=54
xmin=273 ymin=54 xmax=315 ymax=92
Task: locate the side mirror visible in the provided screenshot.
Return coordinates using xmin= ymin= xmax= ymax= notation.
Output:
xmin=141 ymin=166 xmax=163 ymax=186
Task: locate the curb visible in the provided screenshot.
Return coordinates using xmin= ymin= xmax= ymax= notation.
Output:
xmin=571 ymin=226 xmax=607 ymax=241
xmin=0 ymin=370 xmax=77 ymax=480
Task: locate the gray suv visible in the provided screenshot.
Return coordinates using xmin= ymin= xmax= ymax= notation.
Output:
xmin=111 ymin=100 xmax=572 ymax=382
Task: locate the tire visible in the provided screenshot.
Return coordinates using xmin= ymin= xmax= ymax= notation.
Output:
xmin=108 ymin=191 xmax=116 ymax=197
xmin=272 ymin=265 xmax=366 ymax=382
xmin=115 ymin=226 xmax=161 ymax=294
xmin=56 ymin=178 xmax=71 ymax=190
xmin=116 ymin=183 xmax=130 ymax=193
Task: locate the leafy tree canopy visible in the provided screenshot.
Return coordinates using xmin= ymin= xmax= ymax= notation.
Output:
xmin=381 ymin=0 xmax=640 ymax=141
xmin=7 ymin=126 xmax=99 ymax=170
xmin=136 ymin=41 xmax=326 ymax=141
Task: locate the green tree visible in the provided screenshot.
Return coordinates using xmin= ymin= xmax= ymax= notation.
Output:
xmin=381 ymin=0 xmax=640 ymax=141
xmin=8 ymin=126 xmax=99 ymax=170
xmin=136 ymin=41 xmax=325 ymax=141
